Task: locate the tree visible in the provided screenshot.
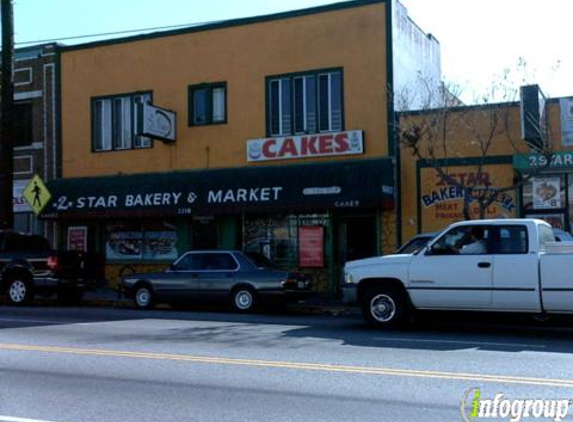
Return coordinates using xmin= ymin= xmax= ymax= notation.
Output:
xmin=397 ymin=69 xmax=555 ymax=221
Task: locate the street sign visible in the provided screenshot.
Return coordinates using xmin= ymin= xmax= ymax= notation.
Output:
xmin=23 ymin=174 xmax=51 ymax=215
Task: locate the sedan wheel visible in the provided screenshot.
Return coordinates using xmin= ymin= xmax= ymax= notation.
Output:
xmin=232 ymin=288 xmax=257 ymax=312
xmin=134 ymin=285 xmax=155 ymax=310
xmin=8 ymin=278 xmax=33 ymax=305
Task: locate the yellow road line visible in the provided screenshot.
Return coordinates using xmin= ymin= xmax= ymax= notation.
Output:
xmin=0 ymin=343 xmax=571 ymax=388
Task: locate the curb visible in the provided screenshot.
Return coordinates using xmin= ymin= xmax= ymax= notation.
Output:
xmin=82 ymin=293 xmax=358 ymax=315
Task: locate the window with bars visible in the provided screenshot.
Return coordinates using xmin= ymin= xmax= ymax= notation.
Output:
xmin=268 ymin=69 xmax=342 ymax=137
xmin=188 ymin=82 xmax=227 ymax=126
xmin=92 ymin=92 xmax=152 ymax=152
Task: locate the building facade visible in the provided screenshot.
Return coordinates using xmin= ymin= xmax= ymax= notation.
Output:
xmin=12 ymin=43 xmax=58 ymax=244
xmin=399 ymin=94 xmax=573 ymax=243
xmin=45 ymin=0 xmax=440 ymax=293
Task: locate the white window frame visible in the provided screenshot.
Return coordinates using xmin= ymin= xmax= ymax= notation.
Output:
xmin=93 ymin=92 xmax=152 ymax=152
xmin=269 ymin=70 xmax=341 ymax=137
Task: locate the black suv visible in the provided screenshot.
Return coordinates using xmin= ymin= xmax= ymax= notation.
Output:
xmin=0 ymin=231 xmax=106 ymax=305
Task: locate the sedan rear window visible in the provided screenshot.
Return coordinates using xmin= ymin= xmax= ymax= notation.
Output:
xmin=244 ymin=252 xmax=277 ymax=269
xmin=202 ymin=253 xmax=238 ymax=271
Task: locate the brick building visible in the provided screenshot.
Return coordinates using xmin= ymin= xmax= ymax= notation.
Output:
xmin=12 ymin=43 xmax=58 ymax=244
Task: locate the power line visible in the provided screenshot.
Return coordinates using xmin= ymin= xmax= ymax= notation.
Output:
xmin=16 ymin=19 xmax=222 ymax=46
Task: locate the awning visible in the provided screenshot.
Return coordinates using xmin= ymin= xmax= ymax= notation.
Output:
xmin=42 ymin=158 xmax=395 ymax=219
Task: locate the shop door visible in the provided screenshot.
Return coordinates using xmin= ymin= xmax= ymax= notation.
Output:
xmin=335 ymin=215 xmax=378 ymax=291
xmin=192 ymin=218 xmax=218 ymax=250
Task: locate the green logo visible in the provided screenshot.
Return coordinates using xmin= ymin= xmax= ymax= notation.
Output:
xmin=461 ymin=387 xmax=570 ymax=422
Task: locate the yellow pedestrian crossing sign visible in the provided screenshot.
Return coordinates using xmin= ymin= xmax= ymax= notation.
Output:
xmin=23 ymin=175 xmax=52 ymax=215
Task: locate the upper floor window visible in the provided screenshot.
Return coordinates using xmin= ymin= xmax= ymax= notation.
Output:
xmin=268 ymin=69 xmax=343 ymax=137
xmin=14 ymin=102 xmax=33 ymax=148
xmin=188 ymin=82 xmax=227 ymax=126
xmin=92 ymin=92 xmax=152 ymax=152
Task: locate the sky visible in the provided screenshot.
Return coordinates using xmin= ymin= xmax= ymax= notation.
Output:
xmin=10 ymin=0 xmax=573 ymax=103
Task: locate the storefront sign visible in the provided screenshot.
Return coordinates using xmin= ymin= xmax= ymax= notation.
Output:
xmin=299 ymin=226 xmax=324 ymax=267
xmin=67 ymin=226 xmax=87 ymax=252
xmin=419 ymin=165 xmax=517 ymax=232
xmin=532 ymin=177 xmax=561 ymax=209
xmin=139 ymin=102 xmax=176 ymax=143
xmin=246 ymin=130 xmax=363 ymax=162
xmin=514 ymin=152 xmax=573 ymax=170
xmin=44 ymin=158 xmax=394 ymax=219
xmin=560 ymin=98 xmax=573 ymax=147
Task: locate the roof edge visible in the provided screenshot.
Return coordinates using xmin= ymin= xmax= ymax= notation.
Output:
xmin=60 ymin=0 xmax=387 ymax=53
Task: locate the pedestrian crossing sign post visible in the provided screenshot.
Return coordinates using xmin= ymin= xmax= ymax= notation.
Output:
xmin=23 ymin=174 xmax=52 ymax=215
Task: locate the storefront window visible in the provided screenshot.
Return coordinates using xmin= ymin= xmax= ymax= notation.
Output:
xmin=243 ymin=214 xmax=329 ymax=269
xmin=106 ymin=221 xmax=178 ymax=261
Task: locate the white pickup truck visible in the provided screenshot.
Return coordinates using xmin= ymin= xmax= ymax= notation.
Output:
xmin=343 ymin=219 xmax=573 ymax=328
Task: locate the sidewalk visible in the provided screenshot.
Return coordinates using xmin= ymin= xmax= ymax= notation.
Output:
xmin=82 ymin=287 xmax=358 ymax=315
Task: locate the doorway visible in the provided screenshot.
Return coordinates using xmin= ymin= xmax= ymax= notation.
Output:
xmin=192 ymin=217 xmax=218 ymax=250
xmin=334 ymin=214 xmax=378 ymax=293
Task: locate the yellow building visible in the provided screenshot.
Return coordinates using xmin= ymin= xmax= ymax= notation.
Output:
xmin=399 ymin=92 xmax=573 ymax=243
xmin=46 ymin=0 xmax=441 ymax=293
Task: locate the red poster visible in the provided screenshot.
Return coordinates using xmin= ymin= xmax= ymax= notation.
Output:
xmin=299 ymin=226 xmax=324 ymax=267
xmin=67 ymin=226 xmax=87 ymax=252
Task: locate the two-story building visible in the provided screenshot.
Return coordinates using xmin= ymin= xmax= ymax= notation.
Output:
xmin=44 ymin=0 xmax=441 ymax=293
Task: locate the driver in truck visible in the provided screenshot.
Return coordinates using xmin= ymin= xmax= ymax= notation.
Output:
xmin=459 ymin=226 xmax=487 ymax=254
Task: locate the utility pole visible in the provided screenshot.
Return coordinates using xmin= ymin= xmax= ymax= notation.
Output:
xmin=0 ymin=0 xmax=14 ymax=229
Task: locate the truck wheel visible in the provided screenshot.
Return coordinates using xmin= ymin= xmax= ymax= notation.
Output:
xmin=6 ymin=277 xmax=34 ymax=305
xmin=134 ymin=284 xmax=155 ymax=310
xmin=362 ymin=287 xmax=406 ymax=329
xmin=231 ymin=286 xmax=257 ymax=312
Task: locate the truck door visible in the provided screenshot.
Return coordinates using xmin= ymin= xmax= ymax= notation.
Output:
xmin=491 ymin=225 xmax=541 ymax=312
xmin=408 ymin=225 xmax=493 ymax=309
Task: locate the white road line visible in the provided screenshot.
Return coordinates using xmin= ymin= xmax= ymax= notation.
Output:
xmin=378 ymin=337 xmax=547 ymax=348
xmin=0 ymin=416 xmax=62 ymax=422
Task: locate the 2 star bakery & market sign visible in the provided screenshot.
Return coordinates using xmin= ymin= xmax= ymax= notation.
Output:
xmin=42 ymin=158 xmax=394 ymax=219
xmin=247 ymin=130 xmax=364 ymax=162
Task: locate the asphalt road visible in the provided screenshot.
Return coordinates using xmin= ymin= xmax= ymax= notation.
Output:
xmin=1 ymin=306 xmax=573 ymax=422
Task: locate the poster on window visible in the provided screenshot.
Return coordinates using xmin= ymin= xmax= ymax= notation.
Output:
xmin=299 ymin=226 xmax=324 ymax=267
xmin=67 ymin=226 xmax=87 ymax=252
xmin=106 ymin=222 xmax=178 ymax=261
xmin=532 ymin=178 xmax=561 ymax=209
xmin=106 ymin=226 xmax=144 ymax=260
xmin=143 ymin=230 xmax=178 ymax=260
